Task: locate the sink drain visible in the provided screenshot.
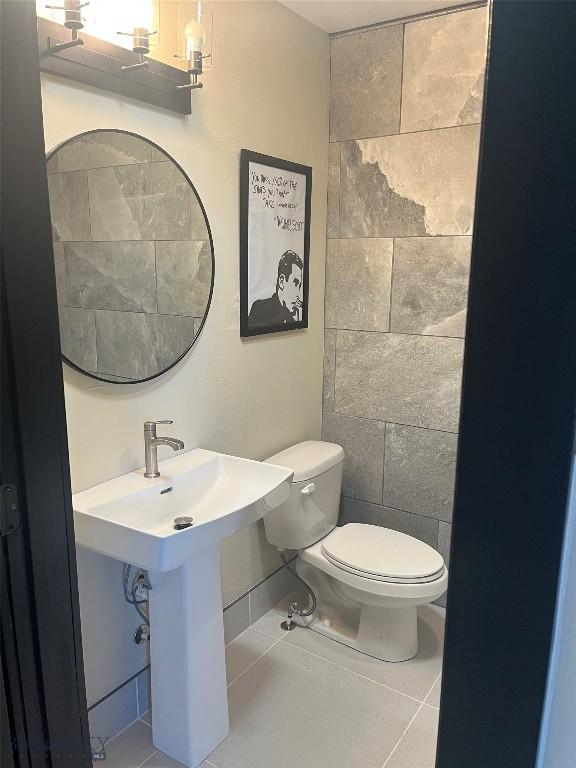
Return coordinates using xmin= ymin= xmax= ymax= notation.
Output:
xmin=174 ymin=516 xmax=194 ymax=530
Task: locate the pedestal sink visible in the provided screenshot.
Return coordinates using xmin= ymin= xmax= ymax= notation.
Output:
xmin=73 ymin=449 xmax=293 ymax=767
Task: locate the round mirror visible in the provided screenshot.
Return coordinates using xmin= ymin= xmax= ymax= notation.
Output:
xmin=47 ymin=129 xmax=214 ymax=384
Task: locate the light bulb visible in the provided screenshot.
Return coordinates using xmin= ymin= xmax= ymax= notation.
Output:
xmin=185 ymin=18 xmax=206 ymax=58
xmin=130 ymin=0 xmax=154 ymax=32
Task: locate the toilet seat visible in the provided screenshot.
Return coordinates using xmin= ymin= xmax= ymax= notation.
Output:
xmin=320 ymin=523 xmax=445 ymax=584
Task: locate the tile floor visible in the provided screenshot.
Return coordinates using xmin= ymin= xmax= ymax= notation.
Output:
xmin=100 ymin=598 xmax=444 ymax=768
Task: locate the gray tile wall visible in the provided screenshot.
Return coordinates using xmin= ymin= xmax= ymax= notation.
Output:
xmin=323 ymin=7 xmax=489 ymax=591
xmin=48 ymin=132 xmax=212 ymax=381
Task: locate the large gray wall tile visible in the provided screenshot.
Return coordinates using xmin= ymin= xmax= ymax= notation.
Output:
xmin=330 ymin=25 xmax=403 ymax=141
xmin=53 ymin=242 xmax=67 ymax=306
xmin=46 ymin=153 xmax=59 ymax=174
xmin=401 ymin=8 xmax=488 ymax=133
xmin=390 ymin=236 xmax=471 ymax=337
xmin=323 ymin=329 xmax=336 ymax=413
xmin=325 ymin=239 xmax=393 ymax=331
xmin=88 ymin=162 xmax=194 ymax=241
xmin=88 ymin=679 xmax=138 ymax=742
xmin=249 ymin=566 xmax=293 ymax=625
xmin=438 ymin=522 xmax=452 ymax=567
xmin=156 ymin=241 xmax=212 ymax=317
xmin=59 ymin=307 xmax=97 ymax=372
xmin=223 ymin=593 xmax=250 ymax=645
xmin=64 ymin=241 xmax=157 ymax=313
xmin=436 ymin=521 xmax=452 ymax=606
xmin=48 ymin=170 xmax=91 ymax=241
xmin=383 ymin=424 xmax=457 ymax=522
xmin=327 ymin=143 xmax=341 ymax=238
xmin=335 ymin=331 xmax=464 ymax=431
xmin=55 ymin=132 xmax=155 ymax=172
xmin=136 ymin=668 xmax=150 ymax=717
xmin=95 ymin=311 xmax=195 ymax=380
xmin=322 ymin=413 xmax=385 ymax=503
xmin=190 ymin=196 xmax=210 ymax=241
xmin=340 ymin=497 xmax=439 ymax=548
xmin=340 ymin=125 xmax=481 ymax=237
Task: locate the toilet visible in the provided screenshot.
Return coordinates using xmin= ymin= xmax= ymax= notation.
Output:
xmin=264 ymin=440 xmax=448 ymax=662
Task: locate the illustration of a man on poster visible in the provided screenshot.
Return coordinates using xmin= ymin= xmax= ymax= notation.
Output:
xmin=248 ymin=250 xmax=303 ymax=328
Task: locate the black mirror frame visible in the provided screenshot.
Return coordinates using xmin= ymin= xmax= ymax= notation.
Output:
xmin=46 ymin=128 xmax=215 ymax=385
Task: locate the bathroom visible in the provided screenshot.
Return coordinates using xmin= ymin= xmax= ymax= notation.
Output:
xmin=2 ymin=2 xmax=576 ymax=768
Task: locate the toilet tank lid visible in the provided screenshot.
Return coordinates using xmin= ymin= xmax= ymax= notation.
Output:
xmin=265 ymin=441 xmax=344 ymax=482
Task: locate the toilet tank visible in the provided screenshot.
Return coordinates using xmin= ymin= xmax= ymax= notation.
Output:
xmin=263 ymin=441 xmax=344 ymax=551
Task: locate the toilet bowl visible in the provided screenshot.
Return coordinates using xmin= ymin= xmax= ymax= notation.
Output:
xmin=264 ymin=440 xmax=448 ymax=662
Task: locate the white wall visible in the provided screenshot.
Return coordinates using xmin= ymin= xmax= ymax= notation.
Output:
xmin=537 ymin=457 xmax=576 ymax=768
xmin=40 ymin=0 xmax=329 ymax=704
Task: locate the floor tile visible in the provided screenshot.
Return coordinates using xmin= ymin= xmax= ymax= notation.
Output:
xmin=225 ymin=629 xmax=279 ymax=684
xmin=140 ymin=749 xmax=214 ymax=767
xmin=280 ymin=605 xmax=444 ymax=702
xmin=141 ymin=710 xmax=152 ymax=725
xmin=383 ymin=705 xmax=439 ymax=768
xmin=102 ymin=720 xmax=155 ymax=768
xmin=425 ymin=676 xmax=442 ymax=708
xmin=209 ymin=640 xmax=419 ymax=768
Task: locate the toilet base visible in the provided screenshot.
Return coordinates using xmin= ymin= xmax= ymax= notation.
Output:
xmin=294 ymin=554 xmax=445 ymax=662
xmin=298 ymin=604 xmax=418 ymax=662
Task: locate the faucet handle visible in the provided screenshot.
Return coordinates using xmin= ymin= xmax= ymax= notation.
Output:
xmin=144 ymin=419 xmax=173 ymax=432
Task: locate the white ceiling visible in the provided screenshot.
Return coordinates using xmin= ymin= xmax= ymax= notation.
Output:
xmin=278 ymin=0 xmax=474 ymax=34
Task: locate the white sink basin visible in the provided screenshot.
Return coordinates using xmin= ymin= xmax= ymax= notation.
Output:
xmin=72 ymin=448 xmax=293 ymax=768
xmin=73 ymin=449 xmax=293 ymax=572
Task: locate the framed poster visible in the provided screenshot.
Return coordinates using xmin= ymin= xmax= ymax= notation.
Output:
xmin=240 ymin=149 xmax=312 ymax=337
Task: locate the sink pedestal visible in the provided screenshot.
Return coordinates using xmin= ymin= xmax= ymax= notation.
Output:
xmin=149 ymin=548 xmax=228 ymax=767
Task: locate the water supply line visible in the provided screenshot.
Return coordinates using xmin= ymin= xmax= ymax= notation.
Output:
xmin=280 ymin=551 xmax=317 ymax=630
xmin=122 ymin=564 xmax=152 ymax=642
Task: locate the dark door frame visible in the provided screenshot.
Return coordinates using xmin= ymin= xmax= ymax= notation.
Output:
xmin=1 ymin=1 xmax=92 ymax=765
xmin=437 ymin=1 xmax=576 ymax=766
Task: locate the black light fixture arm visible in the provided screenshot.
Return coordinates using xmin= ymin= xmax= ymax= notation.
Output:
xmin=42 ymin=0 xmax=89 ymax=56
xmin=174 ymin=52 xmax=211 ymax=91
xmin=117 ymin=28 xmax=157 ymax=71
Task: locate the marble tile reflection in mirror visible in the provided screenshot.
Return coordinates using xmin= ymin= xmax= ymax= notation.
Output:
xmin=47 ymin=130 xmax=213 ymax=383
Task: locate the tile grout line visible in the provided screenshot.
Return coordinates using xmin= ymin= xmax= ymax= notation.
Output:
xmin=422 ymin=671 xmax=442 ymax=707
xmin=380 ymin=671 xmax=442 ymax=768
xmin=381 ymin=701 xmax=427 ymax=768
xmin=340 ymin=491 xmax=454 ymax=527
xmin=226 ymin=635 xmax=285 ymax=689
xmin=319 ymin=411 xmax=458 ymax=436
xmin=322 ymin=327 xmax=465 ymax=341
xmin=100 ymin=711 xmax=149 ymax=748
xmin=330 ymin=119 xmax=482 ymax=144
xmin=252 ymin=625 xmax=426 ymax=706
xmin=137 ymin=749 xmax=158 ymax=768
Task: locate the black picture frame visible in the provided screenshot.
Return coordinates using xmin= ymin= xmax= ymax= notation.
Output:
xmin=240 ymin=149 xmax=312 ymax=337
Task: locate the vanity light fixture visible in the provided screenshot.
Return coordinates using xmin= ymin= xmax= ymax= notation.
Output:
xmin=117 ymin=0 xmax=156 ymax=72
xmin=176 ymin=1 xmax=210 ymax=91
xmin=41 ymin=0 xmax=88 ymax=56
xmin=36 ymin=0 xmax=201 ymax=115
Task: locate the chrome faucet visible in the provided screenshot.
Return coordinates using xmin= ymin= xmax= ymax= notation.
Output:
xmin=144 ymin=420 xmax=185 ymax=478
